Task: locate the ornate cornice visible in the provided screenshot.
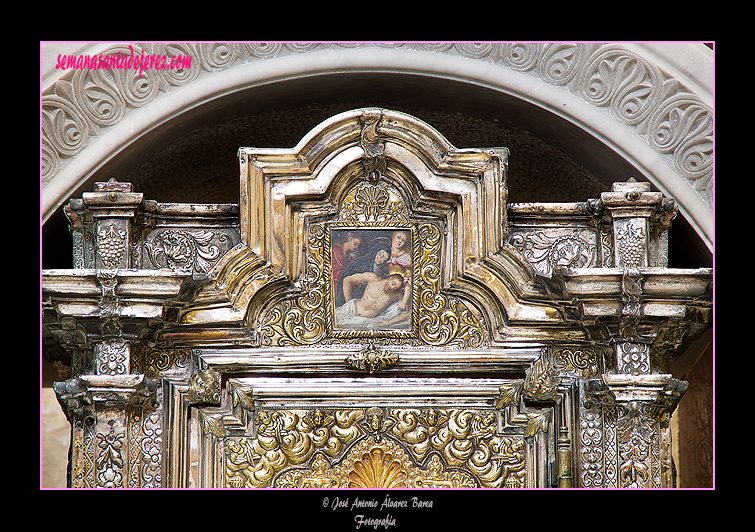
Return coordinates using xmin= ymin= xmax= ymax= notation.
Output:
xmin=41 ymin=43 xmax=713 ymax=236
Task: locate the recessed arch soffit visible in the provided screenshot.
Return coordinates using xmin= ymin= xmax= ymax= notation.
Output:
xmin=41 ymin=42 xmax=714 ymax=248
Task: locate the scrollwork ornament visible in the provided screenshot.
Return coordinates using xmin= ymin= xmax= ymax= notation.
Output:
xmin=149 ymin=42 xmax=199 ymax=86
xmin=552 ymin=346 xmax=602 ymax=376
xmin=224 ymin=408 xmax=364 ymax=488
xmin=257 ymin=223 xmax=328 ymax=346
xmin=579 ymin=406 xmax=605 ymax=487
xmin=618 ymin=342 xmax=650 ymax=375
xmin=224 ymin=407 xmax=525 ymax=488
xmin=509 ymin=231 xmax=596 ymax=276
xmin=108 ymin=45 xmax=162 ymax=108
xmin=501 ymin=42 xmax=540 ymax=71
xmin=196 ymin=43 xmax=239 ymax=71
xmin=140 ymin=408 xmax=162 ymax=488
xmin=642 ymin=93 xmax=713 ymax=196
xmin=537 ymin=42 xmax=589 ymax=86
xmin=283 ymin=43 xmax=320 ymax=54
xmin=454 ymin=42 xmax=498 ymax=60
xmin=43 ymin=43 xmax=714 ymax=213
xmin=42 ymin=80 xmax=90 ymax=158
xmin=245 ymin=42 xmax=284 ymax=59
xmin=144 ymin=229 xmax=232 ymax=272
xmin=96 ymin=337 xmax=128 ymax=376
xmin=70 ymin=68 xmax=126 ymax=129
xmin=139 ymin=348 xmax=191 ymax=378
xmin=41 ymin=138 xmax=60 ymax=182
xmin=347 ymin=344 xmax=398 ymax=373
xmin=417 ymin=223 xmax=489 ymax=348
xmin=579 ymin=47 xmax=664 ymax=126
xmin=188 ymin=368 xmax=221 ymax=404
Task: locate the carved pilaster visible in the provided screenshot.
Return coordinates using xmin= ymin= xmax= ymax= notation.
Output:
xmin=555 ymin=179 xmax=710 ymax=488
xmin=54 ymin=375 xmax=160 ymax=488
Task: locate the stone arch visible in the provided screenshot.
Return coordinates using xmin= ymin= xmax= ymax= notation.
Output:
xmin=41 ymin=42 xmax=713 ymax=250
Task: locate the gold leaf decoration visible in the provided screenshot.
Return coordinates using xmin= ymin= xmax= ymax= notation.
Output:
xmin=224 ymin=407 xmax=526 ymax=488
xmin=257 ymin=213 xmax=488 ymax=348
xmin=198 ymin=410 xmax=226 ymax=438
xmin=346 ymin=344 xmax=398 ymax=373
xmin=348 ymin=447 xmax=408 ymax=488
xmin=417 ymin=223 xmax=489 ymax=348
xmin=524 ymin=411 xmax=551 ymax=438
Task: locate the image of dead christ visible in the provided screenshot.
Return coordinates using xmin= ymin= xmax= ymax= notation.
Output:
xmin=332 ymin=229 xmax=412 ymax=330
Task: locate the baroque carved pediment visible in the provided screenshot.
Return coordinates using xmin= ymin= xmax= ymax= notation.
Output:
xmin=180 ymin=108 xmax=565 ymax=348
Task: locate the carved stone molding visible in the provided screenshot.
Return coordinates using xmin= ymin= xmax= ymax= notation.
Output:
xmin=41 ymin=42 xmax=714 ymax=241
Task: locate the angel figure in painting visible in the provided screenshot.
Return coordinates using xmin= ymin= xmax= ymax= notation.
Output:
xmin=331 ymin=232 xmax=362 ymax=285
xmin=386 ymin=230 xmax=411 ymax=281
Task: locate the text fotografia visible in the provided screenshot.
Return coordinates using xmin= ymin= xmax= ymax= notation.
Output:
xmin=354 ymin=514 xmax=396 ymax=530
xmin=55 ymin=45 xmax=192 ymax=78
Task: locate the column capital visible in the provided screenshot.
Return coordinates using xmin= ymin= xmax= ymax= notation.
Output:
xmin=600 ymin=179 xmax=664 ymax=219
xmin=585 ymin=373 xmax=687 ymax=421
xmin=80 ymin=178 xmax=144 ymax=218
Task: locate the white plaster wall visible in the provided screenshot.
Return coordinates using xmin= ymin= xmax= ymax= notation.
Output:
xmin=41 ymin=388 xmax=69 ymax=488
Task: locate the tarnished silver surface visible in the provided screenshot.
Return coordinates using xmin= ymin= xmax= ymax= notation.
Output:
xmin=42 ymin=108 xmax=712 ymax=488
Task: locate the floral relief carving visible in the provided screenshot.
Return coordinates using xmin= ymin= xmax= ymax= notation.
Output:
xmin=616 ymin=403 xmax=657 ymax=488
xmin=96 ymin=420 xmax=125 ymax=488
xmin=509 ymin=231 xmax=597 ymax=275
xmin=144 ymin=229 xmax=235 ymax=273
xmin=96 ymin=338 xmax=128 ymax=375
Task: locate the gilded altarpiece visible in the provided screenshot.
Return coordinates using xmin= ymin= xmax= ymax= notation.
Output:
xmin=43 ymin=108 xmax=712 ymax=489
